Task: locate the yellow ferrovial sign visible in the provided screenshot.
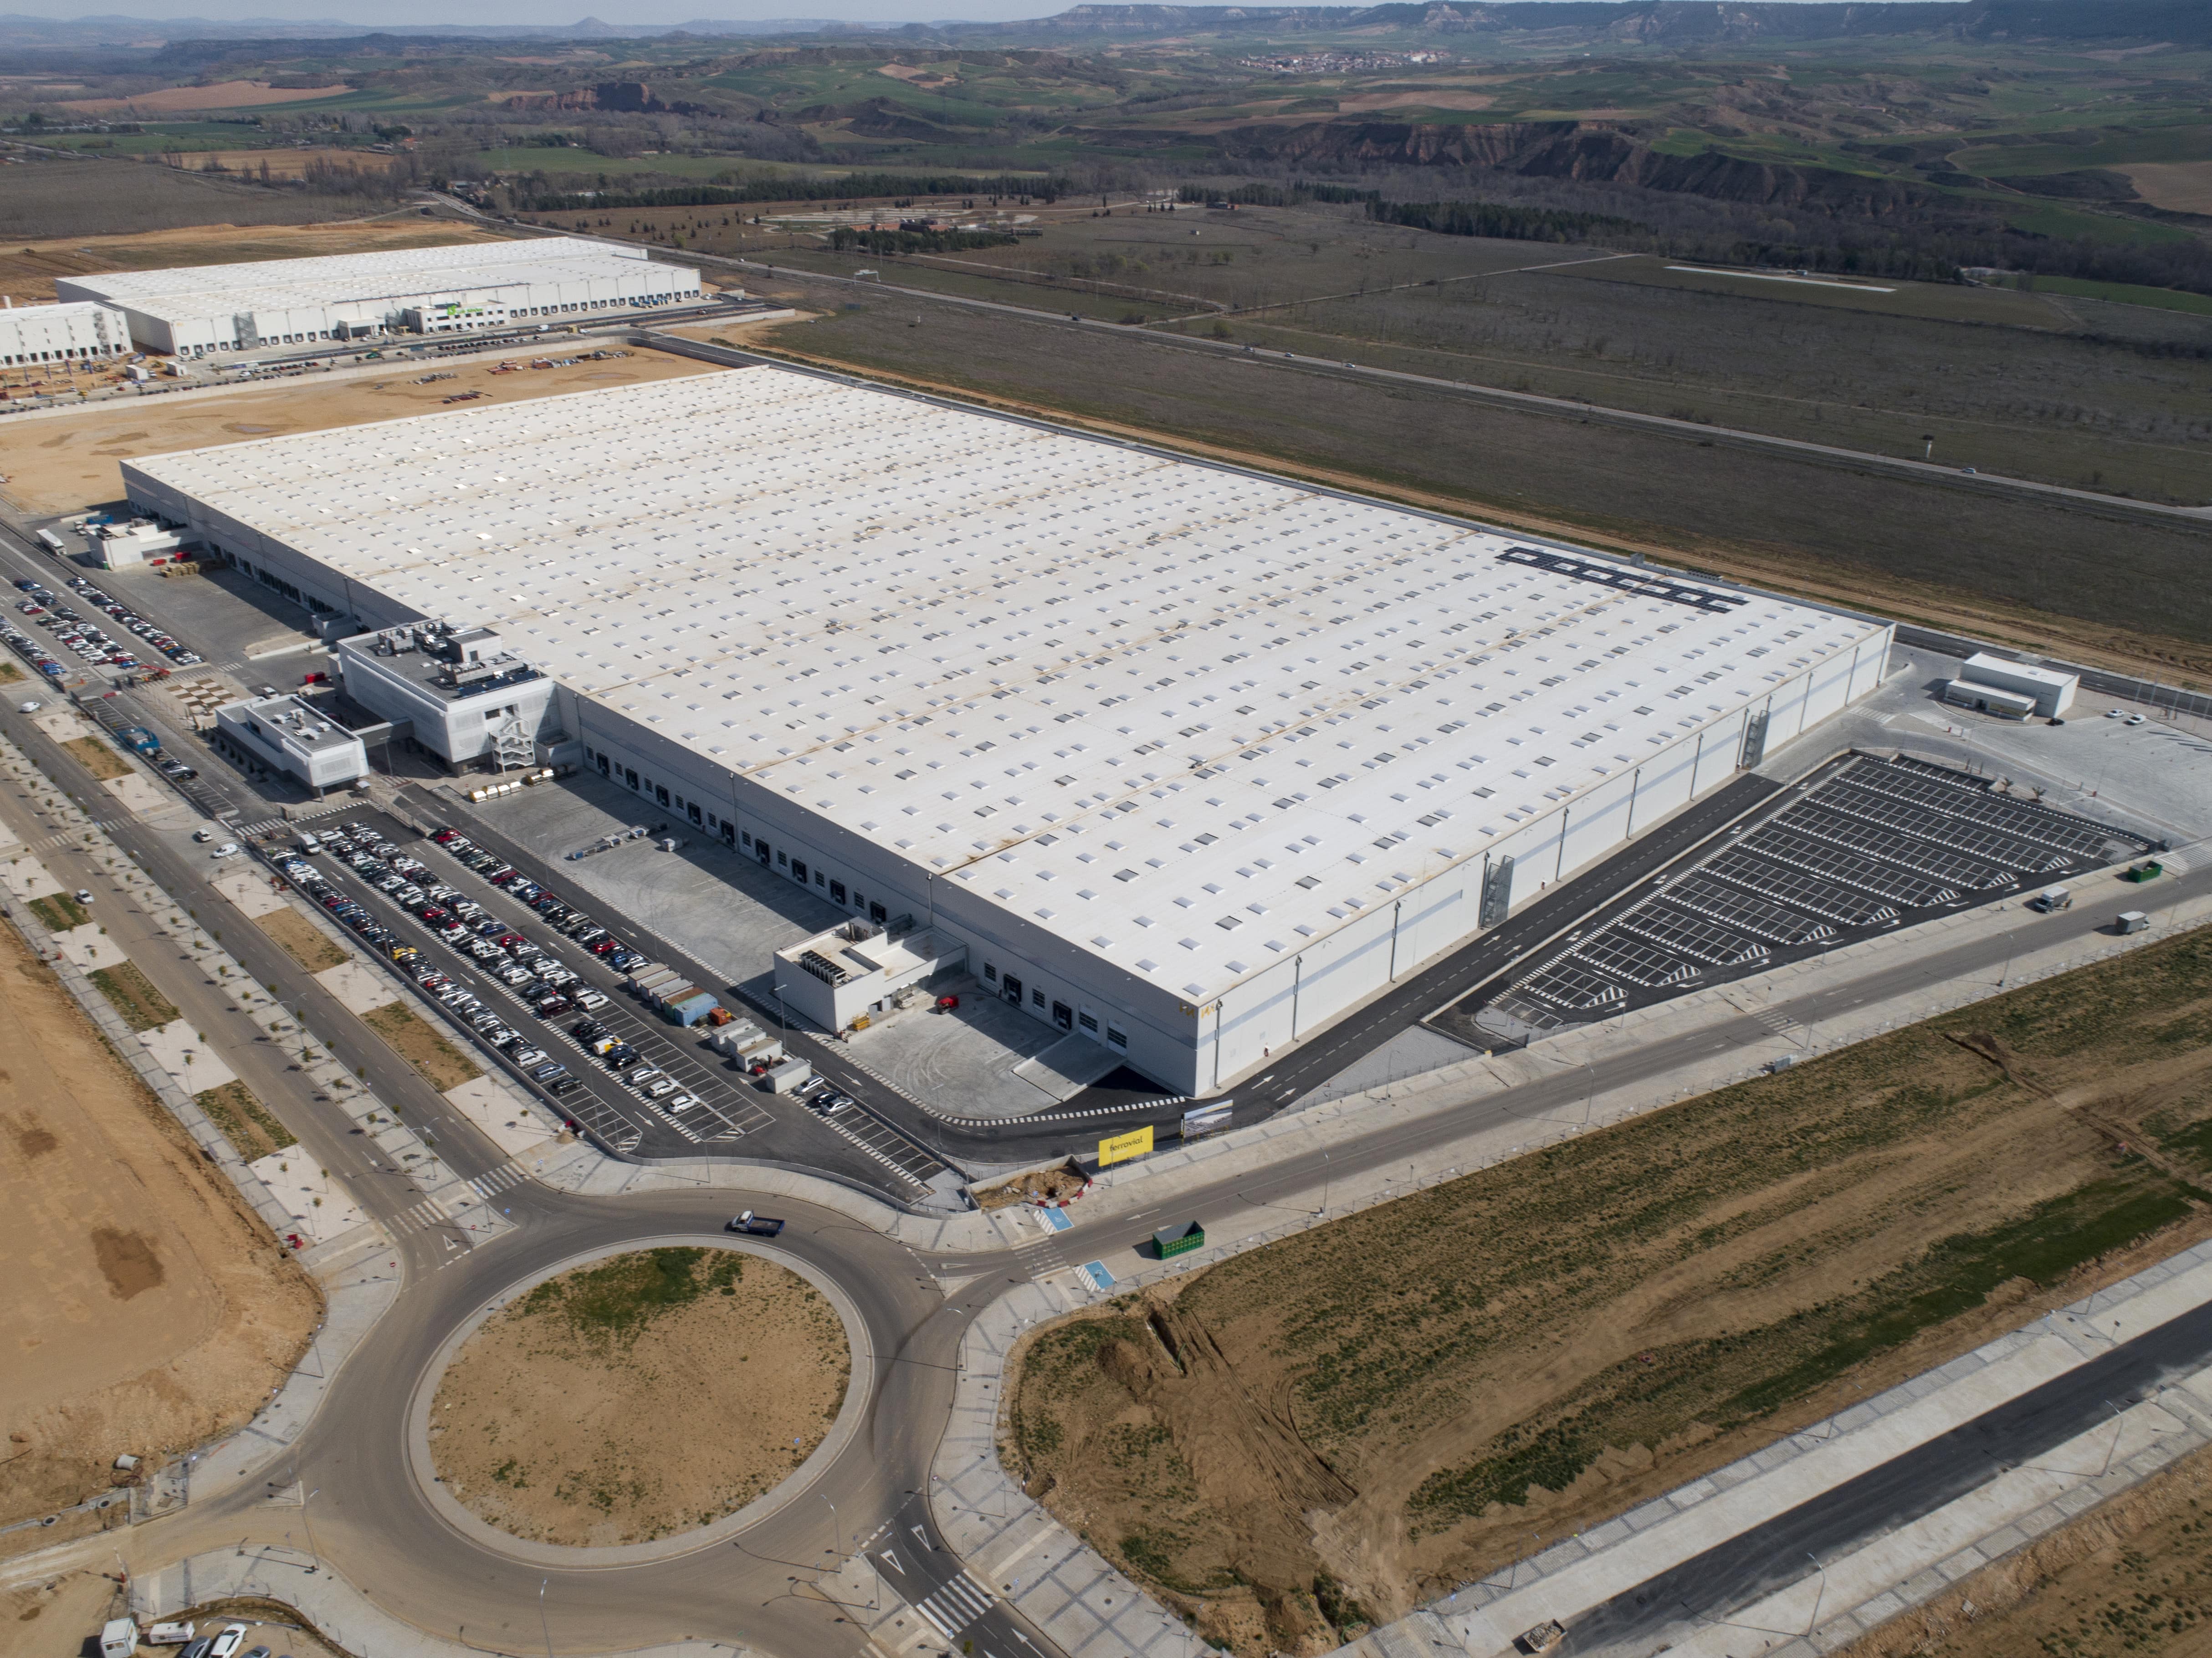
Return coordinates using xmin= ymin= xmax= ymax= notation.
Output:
xmin=1097 ymin=1126 xmax=1154 ymax=1167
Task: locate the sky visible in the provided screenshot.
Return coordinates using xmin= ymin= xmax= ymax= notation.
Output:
xmin=5 ymin=0 xmax=1041 ymax=20
xmin=0 ymin=1 xmax=1029 ymax=23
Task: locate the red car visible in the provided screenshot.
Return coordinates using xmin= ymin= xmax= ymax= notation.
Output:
xmin=589 ymin=937 xmax=622 ymax=956
xmin=430 ymin=827 xmax=459 ymax=844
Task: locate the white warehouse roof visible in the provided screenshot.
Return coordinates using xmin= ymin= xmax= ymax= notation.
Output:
xmin=56 ymin=236 xmax=653 ymax=323
xmin=124 ymin=369 xmax=1886 ymax=1001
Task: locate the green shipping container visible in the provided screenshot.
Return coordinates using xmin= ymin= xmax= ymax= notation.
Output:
xmin=1154 ymin=1222 xmax=1205 ymax=1258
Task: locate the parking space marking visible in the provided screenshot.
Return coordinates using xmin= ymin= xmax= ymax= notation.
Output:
xmin=1478 ymin=753 xmax=2156 ymax=1038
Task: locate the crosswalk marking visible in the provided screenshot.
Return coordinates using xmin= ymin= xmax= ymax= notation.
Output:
xmin=390 ymin=1197 xmax=450 ymax=1235
xmin=467 ymin=1162 xmax=528 ymax=1199
xmin=913 ymin=1571 xmax=996 ymax=1638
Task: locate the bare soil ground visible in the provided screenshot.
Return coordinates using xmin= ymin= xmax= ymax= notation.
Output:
xmin=361 ymin=1002 xmax=477 ymax=1091
xmin=58 ymin=735 xmax=127 ymax=780
xmin=746 ymin=309 xmax=2212 ymax=686
xmin=1848 ymin=1436 xmax=2212 ymax=1658
xmin=430 ymin=1247 xmax=849 ymax=1546
xmin=0 ymin=344 xmax=723 ymax=517
xmin=256 ymin=907 xmax=346 ymax=973
xmin=63 ymin=83 xmax=353 ymax=115
xmin=0 ymin=918 xmax=318 ymax=1535
xmin=2118 ymin=162 xmax=2212 ymax=217
xmin=1009 ymin=926 xmax=2212 ymax=1658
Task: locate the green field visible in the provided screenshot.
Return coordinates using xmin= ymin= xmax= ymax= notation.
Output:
xmin=1952 ymin=122 xmax=2212 ymax=177
xmin=1984 ymin=273 xmax=2212 ymax=317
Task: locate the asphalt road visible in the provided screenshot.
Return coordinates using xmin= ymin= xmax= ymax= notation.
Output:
xmin=1565 ymin=1291 xmax=2212 ymax=1656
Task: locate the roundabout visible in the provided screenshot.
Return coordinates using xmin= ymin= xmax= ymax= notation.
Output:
xmin=230 ymin=1182 xmax=968 ymax=1657
xmin=406 ymin=1237 xmax=870 ymax=1564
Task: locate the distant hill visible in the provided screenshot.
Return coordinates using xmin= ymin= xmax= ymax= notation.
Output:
xmin=1020 ymin=0 xmax=2212 ymax=43
xmin=0 ymin=0 xmax=2203 ymax=51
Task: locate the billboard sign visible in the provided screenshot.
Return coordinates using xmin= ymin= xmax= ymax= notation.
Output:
xmin=1097 ymin=1126 xmax=1155 ymax=1167
xmin=1179 ymin=1101 xmax=1234 ymax=1141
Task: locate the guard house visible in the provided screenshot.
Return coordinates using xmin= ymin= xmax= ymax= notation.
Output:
xmin=213 ymin=693 xmax=369 ymax=794
xmin=1955 ymin=653 xmax=2077 ymax=718
xmin=773 ymin=919 xmax=966 ymax=1033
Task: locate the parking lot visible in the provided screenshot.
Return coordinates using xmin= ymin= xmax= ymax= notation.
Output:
xmin=261 ymin=808 xmax=954 ymax=1192
xmin=1463 ymin=752 xmax=2161 ymax=1040
xmin=0 ymin=568 xmax=207 ymax=687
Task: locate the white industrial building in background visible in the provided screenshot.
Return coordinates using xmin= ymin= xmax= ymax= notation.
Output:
xmin=1943 ymin=652 xmax=2077 ymax=720
xmin=120 ymin=369 xmax=1895 ymax=1095
xmin=0 ymin=298 xmax=131 ymax=367
xmin=56 ymin=238 xmax=703 ymax=358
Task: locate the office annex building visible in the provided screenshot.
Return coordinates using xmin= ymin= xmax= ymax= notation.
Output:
xmin=123 ymin=370 xmax=1894 ymax=1094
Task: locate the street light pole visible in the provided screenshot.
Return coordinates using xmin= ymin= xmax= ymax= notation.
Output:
xmin=538 ymin=1577 xmax=553 ymax=1658
xmin=824 ymin=1493 xmax=841 ymax=1562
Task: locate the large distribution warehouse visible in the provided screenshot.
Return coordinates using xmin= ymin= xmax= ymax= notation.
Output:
xmin=0 ymin=298 xmax=131 ymax=367
xmin=122 ymin=369 xmax=1894 ymax=1095
xmin=56 ymin=237 xmax=701 ymax=357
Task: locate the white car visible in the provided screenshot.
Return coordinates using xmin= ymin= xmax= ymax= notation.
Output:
xmin=16 ymin=700 xmax=39 ymax=712
xmin=207 ymin=1626 xmax=250 ymax=1658
xmin=73 ymin=888 xmax=94 ymax=904
xmin=210 ymin=843 xmax=241 ymax=860
xmin=2106 ymin=707 xmax=2125 ymax=718
xmin=510 ymin=1046 xmax=548 ymax=1067
xmin=573 ymin=989 xmax=608 ymax=1010
xmin=666 ymin=1093 xmax=698 ymax=1113
xmin=2126 ymin=713 xmax=2147 ymax=726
